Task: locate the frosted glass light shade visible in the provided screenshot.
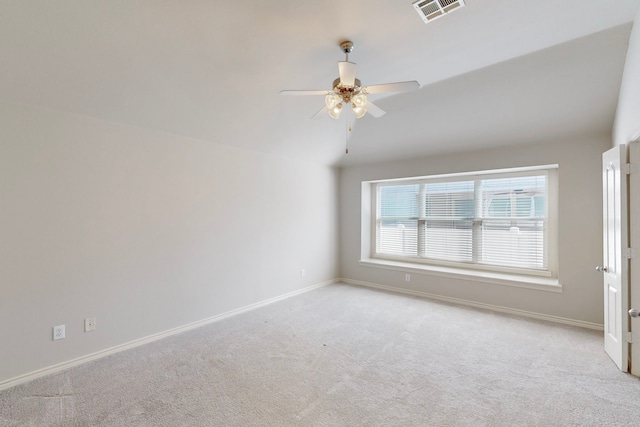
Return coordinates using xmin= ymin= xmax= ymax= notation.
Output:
xmin=352 ymin=103 xmax=367 ymax=118
xmin=352 ymin=94 xmax=367 ymax=107
xmin=352 ymin=94 xmax=367 ymax=118
xmin=328 ymin=102 xmax=342 ymax=119
xmin=325 ymin=94 xmax=341 ymax=109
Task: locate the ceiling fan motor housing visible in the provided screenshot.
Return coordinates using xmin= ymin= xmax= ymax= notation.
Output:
xmin=332 ymin=78 xmax=361 ymax=102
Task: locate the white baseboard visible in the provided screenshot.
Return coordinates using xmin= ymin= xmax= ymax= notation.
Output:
xmin=0 ymin=279 xmax=337 ymax=392
xmin=339 ymin=278 xmax=604 ymax=331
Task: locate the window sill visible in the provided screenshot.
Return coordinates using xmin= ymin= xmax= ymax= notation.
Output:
xmin=358 ymin=258 xmax=562 ymax=293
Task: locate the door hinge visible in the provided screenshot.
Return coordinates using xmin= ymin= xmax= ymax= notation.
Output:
xmin=623 ymin=331 xmax=633 ymax=344
xmin=624 ymin=163 xmax=635 ymax=174
xmin=624 ymin=248 xmax=634 ymax=259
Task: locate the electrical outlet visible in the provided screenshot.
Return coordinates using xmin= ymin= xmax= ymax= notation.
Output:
xmin=301 ymin=269 xmax=306 ymax=277
xmin=84 ymin=317 xmax=96 ymax=332
xmin=405 ymin=274 xmax=411 ymax=282
xmin=53 ymin=324 xmax=65 ymax=341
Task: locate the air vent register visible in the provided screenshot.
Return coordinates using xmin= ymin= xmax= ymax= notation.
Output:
xmin=413 ymin=0 xmax=465 ymax=23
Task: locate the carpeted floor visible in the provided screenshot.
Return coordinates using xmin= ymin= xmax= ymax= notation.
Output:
xmin=1 ymin=283 xmax=640 ymax=426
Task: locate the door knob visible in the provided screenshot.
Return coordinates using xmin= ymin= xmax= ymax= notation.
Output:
xmin=595 ymin=266 xmax=609 ymax=272
xmin=630 ymin=308 xmax=640 ymax=318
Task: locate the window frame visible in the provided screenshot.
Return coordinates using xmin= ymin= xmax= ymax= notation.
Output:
xmin=362 ymin=165 xmax=559 ymax=287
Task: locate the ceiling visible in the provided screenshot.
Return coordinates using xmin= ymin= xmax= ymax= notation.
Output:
xmin=1 ymin=1 xmax=638 ymax=166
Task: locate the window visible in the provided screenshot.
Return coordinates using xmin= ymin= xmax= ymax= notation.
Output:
xmin=367 ymin=165 xmax=558 ymax=279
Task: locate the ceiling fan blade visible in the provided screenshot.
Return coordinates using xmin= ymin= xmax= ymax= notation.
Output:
xmin=280 ymin=90 xmax=331 ymax=96
xmin=366 ymin=101 xmax=386 ymax=118
xmin=362 ymin=81 xmax=420 ymax=94
xmin=338 ymin=61 xmax=357 ymax=87
xmin=311 ymin=106 xmax=328 ymax=119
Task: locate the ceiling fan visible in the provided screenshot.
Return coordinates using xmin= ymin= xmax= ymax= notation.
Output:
xmin=280 ymin=40 xmax=420 ymax=120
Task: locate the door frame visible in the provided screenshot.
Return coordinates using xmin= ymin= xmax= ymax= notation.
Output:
xmin=629 ymin=141 xmax=639 ymax=377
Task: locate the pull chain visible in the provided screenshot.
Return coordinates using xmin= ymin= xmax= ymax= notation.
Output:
xmin=345 ymin=118 xmax=352 ymax=154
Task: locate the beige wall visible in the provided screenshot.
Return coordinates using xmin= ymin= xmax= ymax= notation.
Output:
xmin=0 ymin=101 xmax=339 ymax=384
xmin=339 ymin=136 xmax=610 ymax=325
xmin=614 ymin=8 xmax=640 ymax=376
xmin=614 ymin=8 xmax=640 ymax=146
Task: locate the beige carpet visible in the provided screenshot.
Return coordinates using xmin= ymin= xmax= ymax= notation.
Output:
xmin=2 ymin=283 xmax=640 ymax=426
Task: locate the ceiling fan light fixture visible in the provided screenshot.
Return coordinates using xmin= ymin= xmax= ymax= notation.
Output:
xmin=352 ymin=93 xmax=367 ymax=118
xmin=353 ymin=93 xmax=366 ymax=107
xmin=325 ymin=94 xmax=341 ymax=110
xmin=352 ymin=103 xmax=367 ymax=119
xmin=328 ymin=102 xmax=342 ymax=119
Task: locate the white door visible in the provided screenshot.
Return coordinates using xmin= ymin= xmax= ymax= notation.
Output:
xmin=629 ymin=141 xmax=639 ymax=377
xmin=601 ymin=144 xmax=629 ymax=371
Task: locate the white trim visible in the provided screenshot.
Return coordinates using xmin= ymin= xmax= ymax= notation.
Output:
xmin=368 ymin=164 xmax=558 ymax=184
xmin=0 ymin=279 xmax=337 ymax=392
xmin=368 ymin=254 xmax=553 ymax=278
xmin=359 ymin=258 xmax=562 ymax=292
xmin=339 ymin=278 xmax=601 ymax=330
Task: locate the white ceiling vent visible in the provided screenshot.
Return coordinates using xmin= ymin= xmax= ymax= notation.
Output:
xmin=412 ymin=0 xmax=465 ymax=23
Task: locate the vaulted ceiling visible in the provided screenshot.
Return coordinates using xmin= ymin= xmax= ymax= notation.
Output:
xmin=1 ymin=1 xmax=638 ymax=166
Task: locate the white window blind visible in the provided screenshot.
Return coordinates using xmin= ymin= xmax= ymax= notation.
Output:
xmin=375 ymin=168 xmax=553 ymax=274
